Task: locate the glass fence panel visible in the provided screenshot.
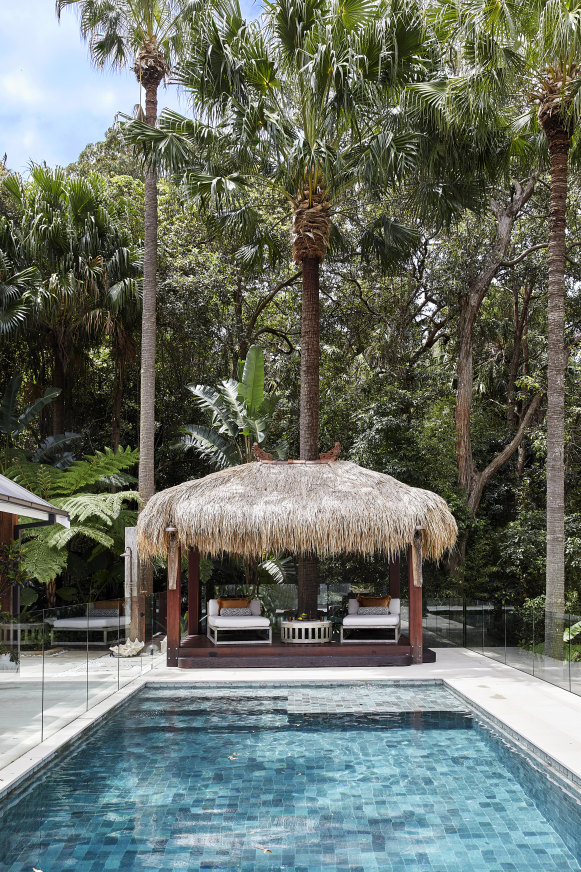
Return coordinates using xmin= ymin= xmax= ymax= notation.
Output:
xmin=0 ymin=608 xmax=43 ymax=770
xmin=87 ymin=597 xmax=125 ymax=709
xmin=423 ymin=598 xmax=450 ymax=647
xmin=41 ymin=603 xmax=91 ymax=744
xmin=567 ymin=612 xmax=581 ymax=697
xmin=448 ymin=597 xmax=464 ymax=647
xmin=464 ymin=600 xmax=483 ymax=653
xmin=482 ymin=603 xmax=507 ymax=663
xmin=504 ymin=603 xmax=534 ymax=675
xmin=0 ymin=594 xmax=168 ymax=772
xmin=533 ymin=610 xmax=571 ymax=692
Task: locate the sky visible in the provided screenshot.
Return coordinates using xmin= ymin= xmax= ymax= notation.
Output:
xmin=1 ymin=1 xmax=257 ymax=175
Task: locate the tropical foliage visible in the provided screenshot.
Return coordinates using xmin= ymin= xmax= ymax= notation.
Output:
xmin=181 ymin=344 xmax=283 ymax=468
xmin=5 ymin=448 xmax=139 ymax=590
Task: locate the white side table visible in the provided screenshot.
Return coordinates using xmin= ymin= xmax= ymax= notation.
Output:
xmin=281 ymin=619 xmax=332 ymax=644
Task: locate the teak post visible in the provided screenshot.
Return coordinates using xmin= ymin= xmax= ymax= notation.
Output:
xmin=389 ymin=555 xmax=401 ymax=599
xmin=408 ymin=534 xmax=423 ymax=664
xmin=0 ymin=513 xmax=17 ymax=614
xmin=188 ymin=547 xmax=200 ymax=636
xmin=167 ymin=542 xmax=181 ymax=667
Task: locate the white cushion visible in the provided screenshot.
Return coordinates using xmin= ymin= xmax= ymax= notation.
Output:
xmin=52 ymin=616 xmax=130 ymax=629
xmin=249 ymin=598 xmax=261 ymax=616
xmin=342 ymin=614 xmax=399 ymax=628
xmin=347 ymin=599 xmax=359 ymax=615
xmin=390 ymin=598 xmax=401 ymax=615
xmin=207 ymin=599 xmax=219 ymax=616
xmin=208 ymin=615 xmax=270 ymax=629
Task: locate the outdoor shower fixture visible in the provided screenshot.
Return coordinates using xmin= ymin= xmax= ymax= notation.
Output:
xmin=165 ymin=526 xmax=179 ymax=590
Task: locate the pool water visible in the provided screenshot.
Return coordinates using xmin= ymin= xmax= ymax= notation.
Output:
xmin=1 ymin=682 xmax=581 ymax=872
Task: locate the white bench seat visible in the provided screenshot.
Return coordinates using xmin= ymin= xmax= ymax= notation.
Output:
xmin=207 ymin=599 xmax=272 ymax=645
xmin=341 ymin=598 xmax=401 ymax=644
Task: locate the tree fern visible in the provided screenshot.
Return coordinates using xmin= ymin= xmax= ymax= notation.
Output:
xmin=56 ymin=446 xmax=139 ymax=495
xmin=4 ymin=446 xmax=140 ymax=585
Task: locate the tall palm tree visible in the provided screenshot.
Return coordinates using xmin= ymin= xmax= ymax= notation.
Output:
xmin=56 ymin=0 xmax=197 ymax=508
xmin=125 ymin=0 xmax=428 ymax=610
xmin=425 ymin=0 xmax=581 ymax=654
xmin=2 ymin=168 xmax=140 ymax=436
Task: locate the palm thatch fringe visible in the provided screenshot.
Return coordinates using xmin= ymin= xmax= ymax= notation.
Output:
xmin=137 ymin=461 xmax=457 ymax=562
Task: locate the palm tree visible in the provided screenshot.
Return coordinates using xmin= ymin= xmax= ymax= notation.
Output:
xmin=2 ymin=168 xmax=140 ymax=437
xmin=56 ymin=0 xmax=197 ymax=507
xmin=125 ymin=0 xmax=428 ymax=610
xmin=425 ymin=0 xmax=581 ymax=654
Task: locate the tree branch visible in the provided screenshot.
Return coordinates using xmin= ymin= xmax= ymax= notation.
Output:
xmin=247 ymin=270 xmax=302 ymax=336
xmin=468 ymin=392 xmax=542 ymax=513
xmin=501 ymin=239 xmax=581 ymax=268
xmin=253 ymin=327 xmax=295 ymax=354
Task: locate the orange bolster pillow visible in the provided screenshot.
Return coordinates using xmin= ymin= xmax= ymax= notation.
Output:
xmin=356 ymin=595 xmax=391 ymax=608
xmin=217 ymin=596 xmax=252 ymax=615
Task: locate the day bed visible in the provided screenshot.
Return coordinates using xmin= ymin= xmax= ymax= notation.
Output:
xmin=207 ymin=598 xmax=272 ymax=645
xmin=340 ymin=597 xmax=401 ymax=644
xmin=49 ymin=601 xmax=129 ymax=647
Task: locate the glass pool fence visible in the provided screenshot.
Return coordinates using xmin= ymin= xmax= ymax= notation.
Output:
xmin=424 ymin=598 xmax=581 ymax=696
xmin=0 ymin=594 xmax=164 ymax=771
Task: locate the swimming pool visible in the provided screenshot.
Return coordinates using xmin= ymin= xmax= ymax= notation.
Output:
xmin=1 ymin=682 xmax=581 ymax=872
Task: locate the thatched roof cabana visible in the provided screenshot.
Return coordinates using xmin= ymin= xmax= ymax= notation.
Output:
xmin=137 ymin=460 xmax=457 ymax=562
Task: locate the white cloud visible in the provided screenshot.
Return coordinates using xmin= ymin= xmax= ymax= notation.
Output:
xmin=0 ymin=0 xmax=257 ymax=170
xmin=0 ymin=72 xmax=42 ymax=105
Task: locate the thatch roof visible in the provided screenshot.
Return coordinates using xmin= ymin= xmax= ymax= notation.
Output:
xmin=137 ymin=460 xmax=457 ymax=562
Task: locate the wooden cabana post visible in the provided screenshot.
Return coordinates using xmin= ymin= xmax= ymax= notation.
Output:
xmin=166 ymin=526 xmax=181 ymax=667
xmin=187 ymin=547 xmax=200 ymax=636
xmin=389 ymin=556 xmax=401 ymax=599
xmin=408 ymin=530 xmax=424 ymax=665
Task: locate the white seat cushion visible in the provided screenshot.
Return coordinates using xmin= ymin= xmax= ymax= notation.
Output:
xmin=208 ymin=615 xmax=270 ymax=629
xmin=342 ymin=614 xmax=399 ymax=628
xmin=52 ymin=616 xmax=130 ymax=629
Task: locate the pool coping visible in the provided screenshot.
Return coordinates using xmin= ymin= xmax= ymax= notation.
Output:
xmin=3 ymin=669 xmax=581 ymax=808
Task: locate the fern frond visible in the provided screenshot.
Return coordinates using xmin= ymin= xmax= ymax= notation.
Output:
xmin=55 ymin=446 xmax=139 ymax=495
xmin=21 ymin=537 xmax=68 ymax=585
xmin=60 ymin=491 xmax=140 ymax=524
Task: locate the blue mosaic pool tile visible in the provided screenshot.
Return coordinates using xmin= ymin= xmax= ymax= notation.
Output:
xmin=1 ymin=683 xmax=581 ymax=871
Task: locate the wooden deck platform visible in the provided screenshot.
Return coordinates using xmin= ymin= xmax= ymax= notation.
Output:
xmin=177 ymin=633 xmax=436 ymax=668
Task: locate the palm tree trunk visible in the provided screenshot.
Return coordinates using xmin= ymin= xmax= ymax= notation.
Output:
xmin=137 ymin=80 xmax=160 ymax=600
xmin=545 ymin=124 xmax=569 ymax=658
xmin=300 ymin=258 xmax=320 ymax=460
xmin=112 ymin=363 xmax=124 ymax=453
xmin=298 ymin=257 xmax=320 ymax=614
xmin=51 ymin=339 xmax=66 ymax=437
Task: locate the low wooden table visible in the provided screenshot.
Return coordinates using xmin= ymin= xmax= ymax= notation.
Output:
xmin=281 ymin=619 xmax=332 ymax=644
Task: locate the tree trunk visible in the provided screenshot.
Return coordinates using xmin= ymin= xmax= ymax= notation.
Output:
xmin=452 ymin=180 xmax=537 ymax=585
xmin=300 ymin=258 xmax=320 ymax=460
xmin=455 ymin=308 xmax=474 ymax=495
xmin=297 ymin=554 xmax=319 ymax=615
xmin=112 ymin=365 xmax=124 ymax=453
xmin=137 ymin=80 xmax=160 ymax=598
xmin=544 ymin=124 xmax=569 ymax=658
xmin=298 ymin=257 xmax=320 ymax=614
xmin=51 ymin=342 xmax=66 ymax=437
